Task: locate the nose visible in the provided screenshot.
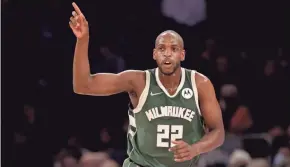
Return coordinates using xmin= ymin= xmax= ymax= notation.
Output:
xmin=164 ymin=48 xmax=172 ymax=57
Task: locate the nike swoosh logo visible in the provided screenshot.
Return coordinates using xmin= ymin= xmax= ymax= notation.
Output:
xmin=150 ymin=92 xmax=163 ymax=96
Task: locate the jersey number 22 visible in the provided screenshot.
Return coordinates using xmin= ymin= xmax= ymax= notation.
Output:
xmin=156 ymin=125 xmax=183 ymax=147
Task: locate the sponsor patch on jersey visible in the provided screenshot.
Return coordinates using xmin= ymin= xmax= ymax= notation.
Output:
xmin=181 ymin=88 xmax=193 ymax=99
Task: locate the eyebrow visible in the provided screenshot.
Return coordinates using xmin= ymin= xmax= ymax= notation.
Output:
xmin=157 ymin=44 xmax=180 ymax=47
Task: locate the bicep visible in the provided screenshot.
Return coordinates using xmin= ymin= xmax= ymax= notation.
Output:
xmin=80 ymin=70 xmax=136 ymax=96
xmin=197 ymin=77 xmax=224 ymax=130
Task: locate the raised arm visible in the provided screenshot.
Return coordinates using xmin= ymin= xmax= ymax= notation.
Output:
xmin=74 ymin=70 xmax=142 ymax=96
xmin=69 ymin=2 xmax=140 ymax=96
xmin=193 ymin=73 xmax=225 ymax=154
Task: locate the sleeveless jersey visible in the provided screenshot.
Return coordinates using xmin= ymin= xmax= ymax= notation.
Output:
xmin=124 ymin=68 xmax=205 ymax=167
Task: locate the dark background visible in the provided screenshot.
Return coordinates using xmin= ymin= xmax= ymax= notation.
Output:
xmin=2 ymin=0 xmax=289 ymax=166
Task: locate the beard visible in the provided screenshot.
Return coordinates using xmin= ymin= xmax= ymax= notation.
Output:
xmin=158 ymin=62 xmax=180 ymax=76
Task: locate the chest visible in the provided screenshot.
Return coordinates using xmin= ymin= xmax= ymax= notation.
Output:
xmin=138 ymin=86 xmax=198 ymax=126
xmin=148 ymin=82 xmax=196 ymax=108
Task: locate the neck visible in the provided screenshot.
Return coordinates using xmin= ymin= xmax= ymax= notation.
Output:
xmin=158 ymin=67 xmax=182 ymax=89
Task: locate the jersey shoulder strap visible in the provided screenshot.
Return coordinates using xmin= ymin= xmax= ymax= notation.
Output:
xmin=132 ymin=70 xmax=151 ymax=113
xmin=190 ymin=69 xmax=204 ymax=116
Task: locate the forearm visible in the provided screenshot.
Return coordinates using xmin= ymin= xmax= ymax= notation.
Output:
xmin=73 ymin=38 xmax=91 ymax=91
xmin=193 ymin=128 xmax=224 ymax=155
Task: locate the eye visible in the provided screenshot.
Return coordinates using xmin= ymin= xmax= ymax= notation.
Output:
xmin=172 ymin=47 xmax=179 ymax=52
xmin=158 ymin=47 xmax=165 ymax=51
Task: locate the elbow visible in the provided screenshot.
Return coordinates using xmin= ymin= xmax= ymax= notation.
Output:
xmin=73 ymin=83 xmax=88 ymax=95
xmin=217 ymin=128 xmax=225 ymax=146
xmin=73 ymin=86 xmax=84 ymax=94
xmin=209 ymin=127 xmax=225 ymax=147
xmin=73 ymin=77 xmax=91 ymax=94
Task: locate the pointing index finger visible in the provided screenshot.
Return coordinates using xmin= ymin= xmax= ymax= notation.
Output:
xmin=72 ymin=2 xmax=82 ymax=15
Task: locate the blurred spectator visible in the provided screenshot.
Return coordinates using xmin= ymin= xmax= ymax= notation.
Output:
xmin=216 ymin=56 xmax=228 ymax=74
xmin=4 ymin=0 xmax=288 ymax=165
xmin=67 ymin=136 xmax=91 ymax=154
xmin=54 ymin=136 xmax=90 ymax=167
xmin=100 ymin=159 xmax=120 ymax=167
xmin=228 ymin=149 xmax=252 ymax=167
xmin=98 ymin=127 xmax=127 ymax=165
xmin=98 ymin=128 xmax=113 ymax=151
xmin=273 ymin=147 xmax=290 ymax=167
xmin=94 ymin=46 xmax=126 ymax=73
xmin=201 ymin=39 xmax=217 ymax=61
xmin=57 ymin=147 xmax=82 ymax=167
xmin=269 ymin=126 xmax=285 ymax=138
xmin=221 ymin=103 xmax=253 ymax=155
xmin=264 ymin=60 xmax=276 ymax=76
xmin=272 ymin=125 xmax=290 ymax=166
xmin=79 ymin=152 xmax=111 ymax=167
xmin=211 ymin=55 xmax=238 ymax=92
xmin=211 ymin=55 xmax=237 ymax=110
xmin=198 ymin=149 xmax=229 ymax=167
xmin=251 ymin=59 xmax=287 ymax=132
xmin=60 ymin=156 xmax=78 ymax=167
xmin=219 ymin=84 xmax=249 ymax=154
xmin=197 ymin=39 xmax=218 ymax=76
xmin=247 ymin=158 xmax=270 ymax=167
xmin=12 ymin=105 xmax=51 ymax=167
xmin=243 ymin=137 xmax=271 ymax=159
xmin=229 ymin=105 xmax=253 ymax=134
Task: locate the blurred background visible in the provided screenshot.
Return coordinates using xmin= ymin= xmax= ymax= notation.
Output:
xmin=2 ymin=0 xmax=289 ymax=167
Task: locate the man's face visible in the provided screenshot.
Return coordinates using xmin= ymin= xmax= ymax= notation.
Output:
xmin=153 ymin=33 xmax=185 ymax=75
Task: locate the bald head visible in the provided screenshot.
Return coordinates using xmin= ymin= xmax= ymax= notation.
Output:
xmin=153 ymin=30 xmax=185 ymax=75
xmin=155 ymin=30 xmax=184 ymax=48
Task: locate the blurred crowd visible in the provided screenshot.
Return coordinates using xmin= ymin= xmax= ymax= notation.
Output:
xmin=3 ymin=0 xmax=289 ymax=167
xmin=10 ymin=42 xmax=290 ymax=167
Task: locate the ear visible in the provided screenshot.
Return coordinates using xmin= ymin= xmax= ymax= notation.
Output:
xmin=153 ymin=49 xmax=157 ymax=60
xmin=181 ymin=49 xmax=186 ymax=61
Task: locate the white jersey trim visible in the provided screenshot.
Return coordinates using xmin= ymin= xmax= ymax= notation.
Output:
xmin=133 ymin=70 xmax=150 ymax=113
xmin=155 ymin=68 xmax=186 ymax=98
xmin=191 ymin=70 xmax=202 ymax=116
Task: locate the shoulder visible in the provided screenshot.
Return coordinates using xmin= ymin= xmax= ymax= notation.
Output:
xmin=184 ymin=69 xmax=210 ymax=87
xmin=190 ymin=70 xmax=215 ymax=95
xmin=119 ymin=70 xmax=145 ymax=79
xmin=127 ymin=69 xmax=156 ymax=79
xmin=194 ymin=71 xmax=210 ymax=87
xmin=120 ymin=70 xmax=147 ymax=88
xmin=121 ymin=69 xmax=144 ymax=74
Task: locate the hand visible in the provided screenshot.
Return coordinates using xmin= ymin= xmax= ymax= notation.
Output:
xmin=69 ymin=2 xmax=89 ymax=40
xmin=169 ymin=140 xmax=198 ymax=162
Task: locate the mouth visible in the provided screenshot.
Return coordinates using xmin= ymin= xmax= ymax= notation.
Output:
xmin=163 ymin=60 xmax=172 ymax=67
xmin=163 ymin=62 xmax=172 ymax=68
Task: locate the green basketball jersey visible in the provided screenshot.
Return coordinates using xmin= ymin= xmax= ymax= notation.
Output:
xmin=124 ymin=68 xmax=205 ymax=167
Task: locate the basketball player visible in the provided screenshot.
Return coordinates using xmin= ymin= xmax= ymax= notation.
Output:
xmin=69 ymin=2 xmax=225 ymax=167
